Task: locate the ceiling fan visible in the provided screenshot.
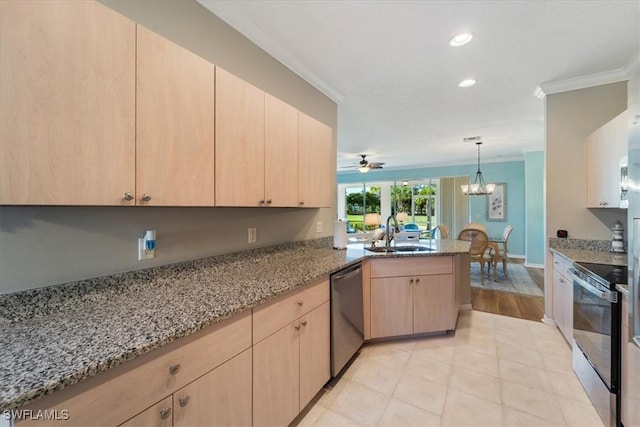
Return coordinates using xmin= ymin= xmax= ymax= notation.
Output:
xmin=341 ymin=154 xmax=385 ymax=173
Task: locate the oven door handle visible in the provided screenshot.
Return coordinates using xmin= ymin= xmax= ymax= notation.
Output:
xmin=568 ymin=268 xmax=618 ymax=303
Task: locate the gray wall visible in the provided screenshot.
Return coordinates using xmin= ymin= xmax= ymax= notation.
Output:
xmin=544 ymin=81 xmax=627 ymax=318
xmin=0 ymin=0 xmax=337 ymax=295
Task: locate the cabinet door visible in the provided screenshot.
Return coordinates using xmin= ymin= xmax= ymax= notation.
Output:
xmin=0 ymin=0 xmax=136 ymax=205
xmin=298 ymin=112 xmax=333 ymax=208
xmin=299 ymin=302 xmax=330 ymax=410
xmin=585 ymin=130 xmax=603 ymax=208
xmin=560 ymin=272 xmax=573 ymax=342
xmin=552 ymin=266 xmax=565 ymax=339
xmin=265 ymin=93 xmax=299 ymax=207
xmin=119 ymin=396 xmax=173 ymax=427
xmin=215 ymin=67 xmax=265 ymax=206
xmin=413 ymin=274 xmax=455 ymax=333
xmin=173 ymin=349 xmax=252 ymax=427
xmin=136 ymin=26 xmax=215 ymax=206
xmin=370 ymin=277 xmax=413 ymax=338
xmin=253 ymin=321 xmax=300 ymax=426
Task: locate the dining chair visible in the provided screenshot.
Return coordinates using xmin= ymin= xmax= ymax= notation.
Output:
xmin=437 ymin=224 xmax=450 ymax=239
xmin=465 ymin=222 xmax=487 ymax=233
xmin=492 ymin=225 xmax=513 ymax=279
xmin=457 ymin=228 xmax=490 ymax=283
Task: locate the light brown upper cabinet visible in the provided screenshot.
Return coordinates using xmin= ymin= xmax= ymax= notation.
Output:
xmin=0 ymin=1 xmax=136 ymax=205
xmin=265 ymin=94 xmax=300 ymax=207
xmin=298 ymin=112 xmax=333 ymax=208
xmin=136 ymin=26 xmax=215 ymax=206
xmin=215 ymin=68 xmax=266 ymax=207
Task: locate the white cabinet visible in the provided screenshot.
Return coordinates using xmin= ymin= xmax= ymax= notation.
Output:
xmin=369 ymin=257 xmax=456 ymax=339
xmin=586 ymin=111 xmax=627 ymax=208
xmin=551 ymin=253 xmax=573 ymax=344
xmin=252 ymin=280 xmax=330 ymax=427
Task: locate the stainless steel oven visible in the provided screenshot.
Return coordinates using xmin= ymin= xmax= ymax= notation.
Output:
xmin=569 ymin=262 xmax=626 ymax=427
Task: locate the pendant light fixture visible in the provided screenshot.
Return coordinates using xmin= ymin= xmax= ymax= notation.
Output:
xmin=461 ymin=139 xmax=495 ymax=195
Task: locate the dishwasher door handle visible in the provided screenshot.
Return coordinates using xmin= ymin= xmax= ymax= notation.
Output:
xmin=332 ymin=266 xmax=362 ymax=281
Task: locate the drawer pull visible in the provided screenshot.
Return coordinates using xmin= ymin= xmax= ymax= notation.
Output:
xmin=169 ymin=364 xmax=181 ymax=375
xmin=415 ymin=278 xmax=420 ymax=283
xmin=179 ymin=395 xmax=190 ymax=407
xmin=294 ymin=324 xmax=301 ymax=331
xmin=409 ymin=278 xmax=414 ymax=284
xmin=160 ymin=407 xmax=172 ymax=420
xmin=141 ymin=193 xmax=152 ymax=202
xmin=301 ymin=320 xmax=308 ymax=327
xmin=123 ymin=192 xmax=134 ymax=201
xmin=296 ymin=300 xmax=304 ymax=307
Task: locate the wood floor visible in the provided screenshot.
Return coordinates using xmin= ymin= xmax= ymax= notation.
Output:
xmin=471 ymin=264 xmax=545 ymax=322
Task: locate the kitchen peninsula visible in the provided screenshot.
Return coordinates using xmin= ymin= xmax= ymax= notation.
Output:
xmin=0 ymin=238 xmax=470 ymax=426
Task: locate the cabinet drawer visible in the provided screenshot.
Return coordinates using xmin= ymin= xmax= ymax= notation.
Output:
xmin=371 ymin=256 xmax=452 ymax=278
xmin=253 ymin=279 xmax=329 ymax=344
xmin=17 ymin=311 xmax=252 ymax=427
xmin=552 ymin=254 xmax=572 ymax=278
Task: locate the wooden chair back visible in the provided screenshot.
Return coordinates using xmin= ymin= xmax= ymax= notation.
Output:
xmin=437 ymin=224 xmax=450 ymax=239
xmin=457 ymin=228 xmax=488 ymax=256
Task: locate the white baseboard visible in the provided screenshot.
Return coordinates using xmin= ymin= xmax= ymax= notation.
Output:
xmin=541 ymin=315 xmax=556 ymax=326
xmin=508 ymin=254 xmax=525 ymax=259
xmin=524 ymin=262 xmax=544 ymax=268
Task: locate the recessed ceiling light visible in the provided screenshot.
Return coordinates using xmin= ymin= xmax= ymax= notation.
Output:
xmin=449 ymin=33 xmax=473 ymax=47
xmin=458 ymin=79 xmax=476 ymax=88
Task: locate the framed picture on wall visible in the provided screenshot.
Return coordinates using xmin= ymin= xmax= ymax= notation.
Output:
xmin=486 ymin=183 xmax=506 ymax=221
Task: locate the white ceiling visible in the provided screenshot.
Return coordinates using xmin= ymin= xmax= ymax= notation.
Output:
xmin=199 ymin=0 xmax=640 ymax=171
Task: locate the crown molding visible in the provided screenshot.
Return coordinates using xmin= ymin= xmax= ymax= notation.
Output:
xmin=538 ymin=51 xmax=640 ymax=96
xmin=198 ymin=0 xmax=345 ymax=103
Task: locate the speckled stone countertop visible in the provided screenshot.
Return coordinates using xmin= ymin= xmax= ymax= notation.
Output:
xmin=0 ymin=237 xmax=469 ymax=410
xmin=549 ymin=237 xmax=628 ymax=266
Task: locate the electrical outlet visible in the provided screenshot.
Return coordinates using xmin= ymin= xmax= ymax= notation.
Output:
xmin=248 ymin=227 xmax=257 ymax=244
xmin=138 ymin=238 xmax=155 ymax=260
xmin=316 ymin=221 xmax=323 ymax=233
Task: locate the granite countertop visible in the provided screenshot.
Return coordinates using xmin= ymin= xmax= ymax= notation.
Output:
xmin=550 ymin=247 xmax=628 ymax=266
xmin=548 ymin=237 xmax=628 ymax=266
xmin=0 ymin=237 xmax=470 ymax=410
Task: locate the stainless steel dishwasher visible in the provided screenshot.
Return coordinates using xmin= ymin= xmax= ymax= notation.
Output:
xmin=330 ymin=262 xmax=364 ymax=377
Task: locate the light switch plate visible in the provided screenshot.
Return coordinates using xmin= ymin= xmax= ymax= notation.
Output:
xmin=248 ymin=227 xmax=257 ymax=243
xmin=316 ymin=221 xmax=323 ymax=233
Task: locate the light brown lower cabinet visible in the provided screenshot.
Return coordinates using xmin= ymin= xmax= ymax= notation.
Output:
xmin=252 ymin=281 xmax=330 ymax=427
xmin=120 ymin=349 xmax=252 ymax=427
xmin=370 ymin=257 xmax=456 ymax=339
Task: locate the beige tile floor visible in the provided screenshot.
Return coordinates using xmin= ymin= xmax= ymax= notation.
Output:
xmin=299 ymin=309 xmax=605 ymax=427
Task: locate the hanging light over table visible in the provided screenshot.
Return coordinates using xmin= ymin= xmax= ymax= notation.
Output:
xmin=461 ymin=140 xmax=495 ymax=196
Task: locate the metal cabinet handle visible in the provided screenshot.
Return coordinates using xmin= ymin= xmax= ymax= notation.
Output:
xmin=294 ymin=324 xmax=301 ymax=331
xmin=169 ymin=364 xmax=180 ymax=375
xmin=409 ymin=278 xmax=414 ymax=284
xmin=160 ymin=407 xmax=172 ymax=420
xmin=415 ymin=278 xmax=420 ymax=283
xmin=259 ymin=200 xmax=265 ymax=205
xmin=301 ymin=320 xmax=308 ymax=327
xmin=179 ymin=395 xmax=190 ymax=407
xmin=559 ymin=278 xmax=565 ymax=284
xmin=299 ymin=201 xmax=305 ymax=206
xmin=141 ymin=193 xmax=152 ymax=202
xmin=266 ymin=199 xmax=272 ymax=205
xmin=554 ymin=261 xmax=559 ymax=265
xmin=297 ymin=300 xmax=303 ymax=307
xmin=123 ymin=192 xmax=134 ymax=201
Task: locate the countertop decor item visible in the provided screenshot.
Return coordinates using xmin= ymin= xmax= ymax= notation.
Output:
xmin=611 ymin=221 xmax=626 ymax=253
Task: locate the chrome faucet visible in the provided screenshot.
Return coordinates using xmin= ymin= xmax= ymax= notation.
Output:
xmin=385 ymin=214 xmax=399 ymax=248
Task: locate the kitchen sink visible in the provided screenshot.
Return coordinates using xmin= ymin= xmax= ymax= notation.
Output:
xmin=364 ymin=245 xmax=434 ymax=253
xmin=365 ymin=247 xmax=397 ymax=253
xmin=394 ymin=245 xmax=434 ymax=252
